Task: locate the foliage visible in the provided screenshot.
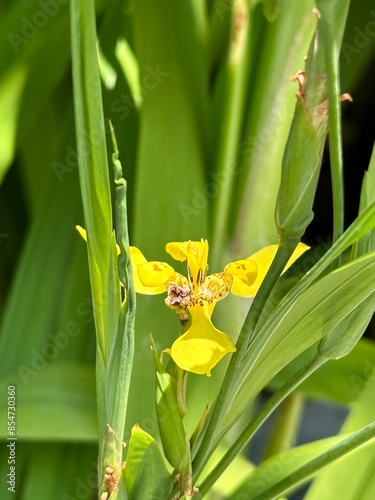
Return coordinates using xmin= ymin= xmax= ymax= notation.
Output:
xmin=0 ymin=0 xmax=375 ymax=499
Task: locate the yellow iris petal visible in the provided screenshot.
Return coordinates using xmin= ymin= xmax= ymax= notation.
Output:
xmin=166 ymin=239 xmax=209 ymax=292
xmin=165 ymin=241 xmax=190 ymax=261
xmin=130 ymin=247 xmax=169 ymax=295
xmin=76 ymin=225 xmax=87 ymax=241
xmin=170 ymin=304 xmax=236 ymax=376
xmin=224 ymin=260 xmax=258 ymax=291
xmin=137 ymin=261 xmax=175 ymax=288
xmin=187 ymin=239 xmax=209 ymax=291
xmin=197 ymin=272 xmax=233 ymax=304
xmin=229 ymin=242 xmax=310 ymax=298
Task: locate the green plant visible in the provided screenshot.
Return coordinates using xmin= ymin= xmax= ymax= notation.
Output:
xmin=1 ymin=0 xmax=375 ymax=499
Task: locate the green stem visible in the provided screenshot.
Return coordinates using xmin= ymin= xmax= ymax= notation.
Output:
xmin=211 ymin=0 xmax=251 ymax=270
xmin=237 ymin=243 xmax=297 ymax=351
xmin=262 ymin=392 xmax=304 ymax=460
xmin=251 ymin=421 xmax=375 ymax=500
xmin=317 ymin=1 xmax=350 ymax=247
xmin=192 ymin=244 xmax=297 ymax=480
xmin=198 ymin=354 xmax=325 ymax=496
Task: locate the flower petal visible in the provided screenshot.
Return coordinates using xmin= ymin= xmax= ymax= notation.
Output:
xmin=229 ymin=243 xmax=310 ymax=297
xmin=130 ymin=247 xmax=169 ymax=295
xmin=170 ymin=304 xmax=236 ymax=376
xmin=76 ymin=225 xmax=87 ymax=241
xmin=224 ymin=260 xmax=257 ymax=289
xmin=165 ymin=241 xmax=190 ymax=261
xmin=196 ymin=272 xmax=232 ymax=305
xmin=137 ymin=261 xmax=175 ymax=288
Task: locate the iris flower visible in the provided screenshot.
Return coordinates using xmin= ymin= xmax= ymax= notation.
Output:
xmin=76 ymin=227 xmax=308 ymax=376
xmin=131 ymin=240 xmax=309 ymax=376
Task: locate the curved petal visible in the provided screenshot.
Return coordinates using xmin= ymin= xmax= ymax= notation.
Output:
xmin=137 ymin=261 xmax=175 ymax=287
xmin=230 ymin=242 xmax=310 ymax=298
xmin=224 ymin=260 xmax=257 ymax=295
xmin=130 ymin=247 xmax=168 ymax=295
xmin=165 ymin=241 xmax=190 ymax=261
xmin=170 ymin=304 xmax=236 ymax=376
xmin=196 ymin=272 xmax=233 ymax=304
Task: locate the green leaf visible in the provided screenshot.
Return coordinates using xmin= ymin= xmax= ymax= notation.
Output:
xmin=0 ymin=363 xmax=97 ymax=441
xmin=71 ymin=0 xmax=120 ymax=364
xmin=222 ymin=251 xmax=375 ymax=433
xmin=233 ymin=0 xmax=316 ymax=253
xmin=259 ymin=0 xmax=284 ymax=22
xmin=123 ymin=425 xmax=174 ymax=499
xmin=227 ymin=435 xmax=342 ymax=499
xmin=151 ymin=337 xmax=187 ymax=470
xmin=0 ymin=0 xmax=71 ymax=182
xmin=306 ymin=373 xmax=375 ymax=499
xmin=253 ymin=422 xmax=375 ymax=500
xmin=0 ymin=443 xmax=97 ymax=499
xmin=268 ymin=338 xmax=375 ymax=404
xmin=125 ymin=0 xmax=211 ymax=440
xmin=132 ymin=0 xmax=209 ymax=250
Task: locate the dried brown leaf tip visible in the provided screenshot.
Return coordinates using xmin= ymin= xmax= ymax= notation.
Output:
xmin=290 ymin=71 xmax=306 ymax=99
xmin=339 ymin=93 xmax=353 ymax=103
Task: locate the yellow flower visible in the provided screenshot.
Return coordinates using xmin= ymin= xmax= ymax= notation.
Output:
xmin=131 ymin=239 xmax=309 ymax=376
xmin=75 ymin=227 xmax=308 ymax=375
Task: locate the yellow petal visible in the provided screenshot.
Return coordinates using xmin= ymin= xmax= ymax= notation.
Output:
xmin=229 ymin=243 xmax=310 ymax=298
xmin=196 ymin=272 xmax=233 ymax=305
xmin=130 ymin=247 xmax=169 ymax=295
xmin=137 ymin=261 xmax=175 ymax=288
xmin=170 ymin=304 xmax=236 ymax=376
xmin=166 ymin=239 xmax=209 ymax=292
xmin=165 ymin=241 xmax=190 ymax=261
xmin=76 ymin=225 xmax=87 ymax=241
xmin=224 ymin=260 xmax=257 ymax=288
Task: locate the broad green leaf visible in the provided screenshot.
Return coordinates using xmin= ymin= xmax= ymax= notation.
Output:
xmin=0 ymin=0 xmax=72 ymax=182
xmin=259 ymin=0 xmax=284 ymax=22
xmin=71 ymin=0 xmax=120 ymax=363
xmin=241 ymin=422 xmax=375 ymax=499
xmin=0 ymin=443 xmax=97 ymax=500
xmin=132 ymin=0 xmax=209 ymax=250
xmin=71 ymin=3 xmax=135 ymax=499
xmin=353 ymin=142 xmax=375 ymax=257
xmin=269 ymin=338 xmax=375 ymax=404
xmin=306 ymin=375 xmax=375 ymax=499
xmin=226 ymin=435 xmax=342 ymax=499
xmin=0 ymin=363 xmax=97 ymax=441
xmin=123 ymin=425 xmax=174 ymax=499
xmin=232 ymin=0 xmax=316 ymax=253
xmin=0 ymin=165 xmax=93 ymax=376
xmin=222 ymin=251 xmax=375 ymax=433
xmin=126 ymin=0 xmax=212 ymax=439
